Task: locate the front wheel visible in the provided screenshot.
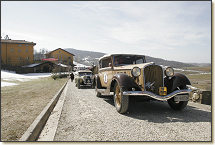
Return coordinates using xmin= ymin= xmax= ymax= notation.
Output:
xmin=96 ymin=92 xmax=102 ymax=97
xmin=167 ymin=98 xmax=188 ymax=110
xmin=95 ymin=78 xmax=102 ymax=97
xmin=77 ymin=80 xmax=81 ymax=89
xmin=91 ymin=81 xmax=95 ymax=89
xmin=113 ymin=83 xmax=129 ymax=114
xmin=168 ymin=86 xmax=188 ymax=110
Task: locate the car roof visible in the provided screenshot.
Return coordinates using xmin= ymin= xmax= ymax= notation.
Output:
xmin=99 ymin=54 xmax=145 ymax=61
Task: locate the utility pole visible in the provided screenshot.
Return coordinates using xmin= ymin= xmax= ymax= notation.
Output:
xmin=4 ymin=35 xmax=10 ymax=65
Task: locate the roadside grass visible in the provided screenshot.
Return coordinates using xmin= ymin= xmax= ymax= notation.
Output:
xmin=187 ymin=73 xmax=211 ymax=80
xmin=187 ymin=74 xmax=211 ymax=91
xmin=175 ymin=66 xmax=211 ymax=75
xmin=174 ymin=66 xmax=211 ymax=91
xmin=1 ymin=77 xmax=68 ymax=141
xmin=183 ymin=66 xmax=211 ymax=72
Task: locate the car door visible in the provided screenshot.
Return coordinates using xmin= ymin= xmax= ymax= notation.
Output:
xmin=98 ymin=56 xmax=113 ymax=88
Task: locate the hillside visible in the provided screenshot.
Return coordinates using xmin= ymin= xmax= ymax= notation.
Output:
xmin=65 ymin=48 xmax=197 ymax=68
xmin=65 ymin=48 xmax=104 ymax=66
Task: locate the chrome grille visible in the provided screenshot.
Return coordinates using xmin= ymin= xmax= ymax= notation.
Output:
xmin=144 ymin=65 xmax=163 ymax=95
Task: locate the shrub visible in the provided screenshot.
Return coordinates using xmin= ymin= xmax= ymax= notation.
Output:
xmin=51 ymin=73 xmax=69 ymax=80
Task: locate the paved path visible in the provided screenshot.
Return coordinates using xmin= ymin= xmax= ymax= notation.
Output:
xmin=40 ymin=80 xmax=212 ymax=141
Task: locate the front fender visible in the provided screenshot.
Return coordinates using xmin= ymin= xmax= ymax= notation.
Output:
xmin=110 ymin=73 xmax=141 ymax=92
xmin=94 ymin=74 xmax=102 ymax=89
xmin=77 ymin=77 xmax=83 ymax=83
xmin=165 ymin=73 xmax=191 ymax=93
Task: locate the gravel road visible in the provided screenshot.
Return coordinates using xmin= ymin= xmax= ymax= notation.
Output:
xmin=54 ymin=81 xmax=211 ymax=141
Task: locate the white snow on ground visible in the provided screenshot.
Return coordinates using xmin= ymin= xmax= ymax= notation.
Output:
xmin=1 ymin=70 xmax=51 ymax=87
xmin=2 ymin=82 xmax=18 ymax=87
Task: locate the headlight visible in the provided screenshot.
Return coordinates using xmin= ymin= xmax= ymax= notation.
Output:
xmin=165 ymin=67 xmax=174 ymax=77
xmin=131 ymin=67 xmax=141 ymax=77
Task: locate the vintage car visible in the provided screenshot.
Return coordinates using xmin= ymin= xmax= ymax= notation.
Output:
xmin=75 ymin=70 xmax=94 ymax=89
xmin=94 ymin=54 xmax=193 ymax=114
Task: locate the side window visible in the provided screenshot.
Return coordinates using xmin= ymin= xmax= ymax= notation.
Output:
xmin=101 ymin=57 xmax=111 ymax=68
xmin=136 ymin=57 xmax=144 ymax=64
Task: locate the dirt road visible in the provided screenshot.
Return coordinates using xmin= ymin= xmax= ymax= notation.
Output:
xmin=41 ymin=81 xmax=212 ymax=141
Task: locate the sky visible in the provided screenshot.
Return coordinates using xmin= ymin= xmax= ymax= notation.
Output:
xmin=1 ymin=1 xmax=211 ymax=63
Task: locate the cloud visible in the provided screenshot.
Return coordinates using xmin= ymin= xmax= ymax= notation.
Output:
xmin=99 ymin=1 xmax=210 ymax=53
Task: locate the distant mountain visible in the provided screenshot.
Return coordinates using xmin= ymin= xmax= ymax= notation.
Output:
xmin=145 ymin=56 xmax=194 ymax=68
xmin=65 ymin=48 xmax=105 ymax=66
xmin=189 ymin=63 xmax=211 ymax=67
xmin=65 ymin=48 xmax=195 ymax=68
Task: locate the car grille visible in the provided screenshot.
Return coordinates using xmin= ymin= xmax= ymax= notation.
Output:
xmin=144 ymin=64 xmax=163 ymax=95
xmin=84 ymin=76 xmax=91 ymax=83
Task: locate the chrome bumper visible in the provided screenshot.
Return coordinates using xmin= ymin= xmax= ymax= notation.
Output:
xmin=82 ymin=83 xmax=92 ymax=85
xmin=123 ymin=88 xmax=192 ymax=101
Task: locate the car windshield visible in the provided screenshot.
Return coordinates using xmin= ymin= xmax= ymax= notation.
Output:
xmin=113 ymin=55 xmax=146 ymax=66
xmin=79 ymin=72 xmax=92 ymax=76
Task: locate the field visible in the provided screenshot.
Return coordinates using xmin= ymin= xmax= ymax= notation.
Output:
xmin=175 ymin=66 xmax=211 ymax=91
xmin=1 ymin=77 xmax=68 ymax=141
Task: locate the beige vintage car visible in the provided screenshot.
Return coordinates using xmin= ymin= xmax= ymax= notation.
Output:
xmin=94 ymin=54 xmax=193 ymax=114
xmin=75 ymin=70 xmax=94 ymax=89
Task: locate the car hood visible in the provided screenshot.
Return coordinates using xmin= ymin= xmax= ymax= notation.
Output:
xmin=113 ymin=62 xmax=155 ymax=70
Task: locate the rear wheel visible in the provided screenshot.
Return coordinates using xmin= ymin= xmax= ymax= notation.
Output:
xmin=168 ymin=86 xmax=188 ymax=110
xmin=113 ymin=83 xmax=129 ymax=114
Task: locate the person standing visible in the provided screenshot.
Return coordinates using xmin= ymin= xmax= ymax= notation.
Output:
xmin=70 ymin=72 xmax=74 ymax=82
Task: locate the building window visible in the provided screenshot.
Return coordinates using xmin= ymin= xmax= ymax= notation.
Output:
xmin=18 ymin=44 xmax=22 ymax=47
xmin=26 ymin=57 xmax=29 ymax=60
xmin=59 ymin=50 xmax=61 ymax=53
xmin=18 ymin=49 xmax=21 ymax=52
xmin=26 ymin=48 xmax=28 ymax=52
xmin=10 ymin=48 xmax=14 ymax=52
xmin=26 ymin=44 xmax=29 ymax=47
xmin=19 ymin=57 xmax=22 ymax=60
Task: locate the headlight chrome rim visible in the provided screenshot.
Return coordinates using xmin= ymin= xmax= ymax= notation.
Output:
xmin=131 ymin=67 xmax=141 ymax=77
xmin=165 ymin=67 xmax=174 ymax=77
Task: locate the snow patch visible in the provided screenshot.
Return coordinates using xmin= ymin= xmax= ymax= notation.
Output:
xmin=1 ymin=82 xmax=18 ymax=87
xmin=1 ymin=70 xmax=51 ymax=87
